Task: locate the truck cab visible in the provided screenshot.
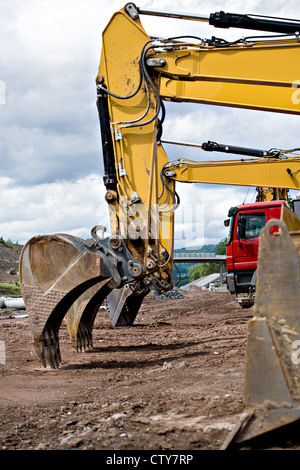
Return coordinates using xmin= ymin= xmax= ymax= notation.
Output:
xmin=225 ymin=200 xmax=286 ymax=304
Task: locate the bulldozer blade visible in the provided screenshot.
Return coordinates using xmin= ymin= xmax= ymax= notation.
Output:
xmin=223 ymin=219 xmax=300 ymax=449
xmin=19 ymin=233 xmax=124 ymax=368
xmin=105 ymin=282 xmax=149 ymax=326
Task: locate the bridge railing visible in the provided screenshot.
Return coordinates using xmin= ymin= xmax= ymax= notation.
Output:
xmin=174 ymin=252 xmax=225 ymax=259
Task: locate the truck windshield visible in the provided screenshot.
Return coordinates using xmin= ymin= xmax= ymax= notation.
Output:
xmin=238 ymin=213 xmax=266 ymax=240
xmin=227 ymin=216 xmax=234 ymax=244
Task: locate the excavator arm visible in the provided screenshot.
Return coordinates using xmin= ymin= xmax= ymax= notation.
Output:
xmin=96 ymin=3 xmax=300 ymax=284
xmin=163 ymin=152 xmax=300 ymax=188
xmin=95 ymin=3 xmax=300 ymax=312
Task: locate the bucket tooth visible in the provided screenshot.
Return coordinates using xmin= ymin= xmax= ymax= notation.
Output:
xmin=19 ymin=233 xmax=120 ymax=368
xmin=223 ymin=219 xmax=300 ymax=449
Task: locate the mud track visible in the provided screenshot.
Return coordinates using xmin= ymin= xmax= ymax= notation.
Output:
xmin=0 ymin=287 xmax=297 ymax=452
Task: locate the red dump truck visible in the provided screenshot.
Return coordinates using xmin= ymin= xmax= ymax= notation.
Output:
xmin=225 ymin=200 xmax=287 ymax=307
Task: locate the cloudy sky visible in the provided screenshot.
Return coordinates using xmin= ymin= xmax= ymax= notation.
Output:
xmin=1 ymin=0 xmax=300 ymax=248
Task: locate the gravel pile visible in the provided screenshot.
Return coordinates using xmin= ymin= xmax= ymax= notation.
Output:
xmin=153 ymin=289 xmax=186 ymax=299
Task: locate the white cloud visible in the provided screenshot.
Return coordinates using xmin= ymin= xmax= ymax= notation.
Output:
xmin=1 ymin=0 xmax=299 ymax=248
xmin=0 ymin=174 xmax=109 ymax=244
xmin=173 ymin=183 xmax=252 ymax=247
xmin=162 ymin=104 xmax=300 ymax=161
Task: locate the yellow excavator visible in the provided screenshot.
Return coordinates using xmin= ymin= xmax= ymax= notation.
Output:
xmin=19 ymin=4 xmax=300 ymax=447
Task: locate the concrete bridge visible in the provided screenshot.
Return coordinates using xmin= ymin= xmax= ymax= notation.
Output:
xmin=174 ymin=252 xmax=227 ymax=285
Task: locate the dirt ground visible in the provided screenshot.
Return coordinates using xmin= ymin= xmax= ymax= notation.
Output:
xmin=0 ymin=287 xmax=249 ymax=451
xmin=1 ymin=286 xmax=299 ymax=454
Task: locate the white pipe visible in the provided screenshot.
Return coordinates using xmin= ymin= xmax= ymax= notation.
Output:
xmin=3 ymin=298 xmax=25 ymax=309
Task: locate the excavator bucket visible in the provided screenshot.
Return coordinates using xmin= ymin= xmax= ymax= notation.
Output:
xmin=223 ymin=215 xmax=300 ymax=448
xmin=64 ymin=280 xmax=112 ymax=352
xmin=19 ymin=231 xmax=145 ymax=368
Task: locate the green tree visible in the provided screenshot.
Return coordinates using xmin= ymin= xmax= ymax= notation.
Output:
xmin=187 ymin=237 xmax=227 ymax=283
xmin=188 ymin=263 xmax=217 ymax=282
xmin=215 ymin=237 xmax=227 ymax=255
xmin=287 ymin=195 xmax=293 ymax=210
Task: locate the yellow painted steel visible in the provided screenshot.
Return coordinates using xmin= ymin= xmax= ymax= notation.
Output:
xmin=98 ymin=9 xmax=158 ymax=268
xmin=158 ymin=42 xmax=300 ymax=114
xmin=256 ymin=187 xmax=289 ymax=202
xmin=164 ymin=157 xmax=300 ymax=189
xmin=281 ymin=204 xmax=300 ymax=231
xmin=97 ymin=7 xmax=176 ymax=277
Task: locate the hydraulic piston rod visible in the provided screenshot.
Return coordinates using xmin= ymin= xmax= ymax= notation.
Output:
xmin=127 ymin=4 xmax=300 ymax=35
xmin=136 ymin=6 xmax=209 ymax=23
